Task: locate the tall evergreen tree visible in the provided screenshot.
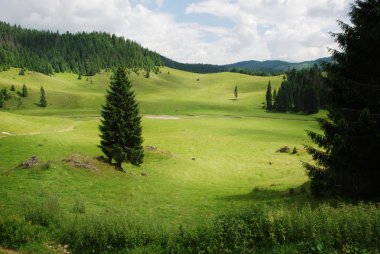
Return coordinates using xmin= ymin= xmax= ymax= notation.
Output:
xmin=99 ymin=67 xmax=144 ymax=171
xmin=266 ymin=80 xmax=272 ymax=110
xmin=21 ymin=84 xmax=28 ymax=97
xmin=39 ymin=86 xmax=47 ymax=107
xmin=234 ymin=84 xmax=238 ymax=100
xmin=304 ymin=0 xmax=380 ymax=197
xmin=272 ymin=89 xmax=277 ymax=109
xmin=0 ymin=93 xmax=3 ymax=108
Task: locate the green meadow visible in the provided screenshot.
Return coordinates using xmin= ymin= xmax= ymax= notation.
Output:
xmin=0 ymin=67 xmax=319 ymax=223
xmin=6 ymin=67 xmax=372 ymax=253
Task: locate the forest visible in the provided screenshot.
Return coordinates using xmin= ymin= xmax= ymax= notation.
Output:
xmin=0 ymin=21 xmax=162 ymax=75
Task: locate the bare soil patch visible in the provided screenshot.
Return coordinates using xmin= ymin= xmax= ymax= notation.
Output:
xmin=144 ymin=115 xmax=181 ymax=120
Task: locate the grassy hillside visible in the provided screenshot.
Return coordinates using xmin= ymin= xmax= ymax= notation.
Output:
xmin=0 ymin=68 xmax=338 ymax=252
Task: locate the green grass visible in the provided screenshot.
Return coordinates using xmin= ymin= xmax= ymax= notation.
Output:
xmin=0 ymin=67 xmax=334 ymax=252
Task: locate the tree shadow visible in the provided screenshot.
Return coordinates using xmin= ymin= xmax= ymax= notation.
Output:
xmin=218 ymin=182 xmax=311 ymax=203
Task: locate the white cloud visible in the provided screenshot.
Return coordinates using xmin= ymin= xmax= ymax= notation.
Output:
xmin=0 ymin=0 xmax=353 ymax=64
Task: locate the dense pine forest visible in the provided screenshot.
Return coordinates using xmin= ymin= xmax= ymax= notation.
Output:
xmin=266 ymin=66 xmax=326 ymax=114
xmin=0 ymin=21 xmax=162 ymax=75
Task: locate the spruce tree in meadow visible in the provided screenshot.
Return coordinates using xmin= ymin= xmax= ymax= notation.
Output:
xmin=21 ymin=84 xmax=28 ymax=97
xmin=266 ymin=80 xmax=272 ymax=110
xmin=39 ymin=86 xmax=47 ymax=107
xmin=10 ymin=85 xmax=15 ymax=91
xmin=99 ymin=67 xmax=143 ymax=171
xmin=234 ymin=84 xmax=238 ymax=100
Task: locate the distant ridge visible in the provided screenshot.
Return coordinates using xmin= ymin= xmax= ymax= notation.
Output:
xmin=162 ymin=56 xmax=332 ymax=74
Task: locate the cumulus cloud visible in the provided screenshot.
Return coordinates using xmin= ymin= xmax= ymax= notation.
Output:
xmin=0 ymin=0 xmax=353 ymax=64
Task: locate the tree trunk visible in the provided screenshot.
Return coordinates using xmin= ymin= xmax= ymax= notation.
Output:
xmin=115 ymin=161 xmax=126 ymax=173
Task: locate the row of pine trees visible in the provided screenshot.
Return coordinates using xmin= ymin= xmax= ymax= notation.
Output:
xmin=0 ymin=22 xmax=162 ymax=76
xmin=0 ymin=84 xmax=46 ymax=108
xmin=266 ymin=66 xmax=325 ymax=114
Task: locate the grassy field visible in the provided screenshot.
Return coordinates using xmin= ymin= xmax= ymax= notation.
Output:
xmin=0 ymin=67 xmax=333 ymax=252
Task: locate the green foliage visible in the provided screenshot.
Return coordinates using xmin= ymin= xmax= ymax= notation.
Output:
xmin=0 ymin=215 xmax=44 ymax=249
xmin=99 ymin=67 xmax=144 ymax=169
xmin=72 ymin=199 xmax=86 ymax=214
xmin=21 ymin=83 xmax=28 ymax=97
xmin=305 ymin=0 xmax=380 ymax=197
xmin=39 ymin=86 xmax=47 ymax=107
xmin=266 ymin=80 xmax=272 ymax=110
xmin=165 ymin=203 xmax=380 ymax=253
xmin=19 ymin=68 xmax=25 ymax=75
xmin=0 ymin=92 xmax=3 ymax=108
xmin=272 ymin=66 xmax=324 ymax=114
xmin=23 ymin=195 xmax=63 ymax=228
xmin=0 ymin=21 xmax=162 ymax=75
xmin=10 ymin=84 xmax=15 ymax=91
xmin=234 ymin=84 xmax=238 ymax=100
xmin=58 ymin=215 xmax=161 ymax=254
xmin=1 ymin=88 xmax=11 ymax=100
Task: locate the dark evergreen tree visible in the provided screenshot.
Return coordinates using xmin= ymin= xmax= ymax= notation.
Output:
xmin=39 ymin=86 xmax=47 ymax=107
xmin=234 ymin=84 xmax=238 ymax=100
xmin=270 ymin=66 xmax=324 ymax=114
xmin=0 ymin=93 xmax=3 ymax=108
xmin=304 ymin=0 xmax=380 ymax=197
xmin=10 ymin=85 xmax=15 ymax=91
xmin=1 ymin=88 xmax=10 ymax=100
xmin=21 ymin=84 xmax=28 ymax=97
xmin=99 ymin=67 xmax=144 ymax=170
xmin=266 ymin=80 xmax=272 ymax=110
xmin=272 ymin=89 xmax=277 ymax=109
xmin=18 ymin=68 xmax=25 ymax=76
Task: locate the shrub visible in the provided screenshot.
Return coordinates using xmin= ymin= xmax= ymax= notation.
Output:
xmin=0 ymin=215 xmax=44 ymax=249
xmin=165 ymin=203 xmax=380 ymax=253
xmin=23 ymin=195 xmax=63 ymax=228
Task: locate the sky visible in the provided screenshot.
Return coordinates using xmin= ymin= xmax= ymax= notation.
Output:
xmin=0 ymin=0 xmax=353 ymax=64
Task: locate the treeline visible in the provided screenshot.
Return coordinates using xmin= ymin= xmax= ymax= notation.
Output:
xmin=0 ymin=21 xmax=162 ymax=75
xmin=162 ymin=56 xmax=225 ymax=73
xmin=230 ymin=67 xmax=283 ymax=77
xmin=162 ymin=56 xmax=282 ymax=76
xmin=266 ymin=66 xmax=325 ymax=114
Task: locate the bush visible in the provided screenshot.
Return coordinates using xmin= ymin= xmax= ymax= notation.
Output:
xmin=58 ymin=215 xmax=162 ymax=253
xmin=165 ymin=203 xmax=380 ymax=253
xmin=23 ymin=195 xmax=63 ymax=228
xmin=0 ymin=215 xmax=44 ymax=249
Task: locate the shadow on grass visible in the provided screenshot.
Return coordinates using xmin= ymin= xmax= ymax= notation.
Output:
xmin=219 ymin=182 xmax=311 ymax=203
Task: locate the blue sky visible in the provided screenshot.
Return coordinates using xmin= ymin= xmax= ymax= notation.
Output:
xmin=0 ymin=0 xmax=352 ymax=64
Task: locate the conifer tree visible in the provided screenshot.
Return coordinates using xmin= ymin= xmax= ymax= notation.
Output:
xmin=21 ymin=84 xmax=28 ymax=97
xmin=0 ymin=93 xmax=3 ymax=108
xmin=304 ymin=0 xmax=380 ymax=197
xmin=266 ymin=80 xmax=272 ymax=110
xmin=273 ymin=89 xmax=277 ymax=109
xmin=234 ymin=84 xmax=238 ymax=100
xmin=39 ymin=86 xmax=47 ymax=107
xmin=99 ymin=67 xmax=143 ymax=171
xmin=10 ymin=85 xmax=15 ymax=91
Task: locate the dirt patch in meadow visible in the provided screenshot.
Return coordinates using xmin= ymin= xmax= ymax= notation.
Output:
xmin=0 ymin=246 xmax=18 ymax=254
xmin=63 ymin=154 xmax=98 ymax=172
xmin=144 ymin=115 xmax=181 ymax=120
xmin=145 ymin=146 xmax=174 ymax=157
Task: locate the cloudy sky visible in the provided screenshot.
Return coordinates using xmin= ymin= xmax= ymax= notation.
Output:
xmin=0 ymin=0 xmax=352 ymax=64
